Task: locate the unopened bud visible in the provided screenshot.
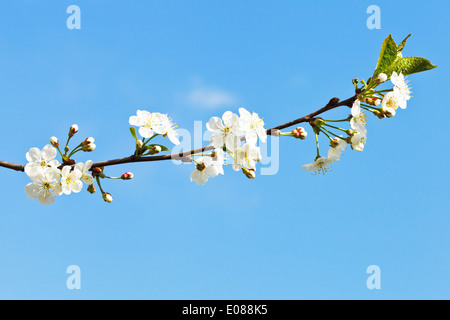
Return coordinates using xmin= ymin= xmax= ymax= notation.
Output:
xmin=374 ymin=110 xmax=384 ymax=119
xmin=69 ymin=124 xmax=78 ymax=137
xmin=377 ymin=73 xmax=388 ymax=83
xmin=62 ymin=157 xmax=76 ymax=165
xmin=147 ymin=145 xmax=162 ymax=155
xmin=242 ymin=168 xmax=256 ymax=179
xmin=291 ymin=127 xmax=307 ymax=139
xmin=91 ymin=167 xmax=103 ymax=177
xmin=136 ymin=140 xmax=144 ymax=149
xmin=82 ymin=143 xmax=96 ymax=152
xmin=121 ymin=172 xmax=134 ymax=180
xmin=382 ymin=107 xmax=396 ymax=118
xmin=50 ymin=136 xmax=59 ymax=147
xmin=102 ymin=192 xmax=113 ymax=203
xmin=330 ymin=138 xmax=340 ymax=148
xmin=87 ymin=184 xmax=96 ymax=194
xmin=82 ymin=137 xmax=95 ymax=145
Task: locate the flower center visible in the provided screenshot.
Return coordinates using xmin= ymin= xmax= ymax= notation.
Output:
xmin=358 ymin=112 xmax=367 ymax=125
xmin=39 ymin=159 xmax=47 ymax=168
xmin=222 ymin=126 xmax=231 ymax=136
xmin=386 ymin=96 xmax=399 ymax=109
xmin=250 ymin=117 xmax=263 ymax=130
xmin=42 ymin=181 xmax=51 ymax=190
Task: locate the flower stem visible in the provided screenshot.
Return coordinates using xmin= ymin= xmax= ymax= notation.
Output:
xmin=142 ymin=134 xmax=158 ymax=148
xmin=323 ymin=123 xmax=348 ymax=132
xmin=323 ymin=118 xmax=350 ymax=123
xmin=314 ymin=131 xmax=320 ymax=158
xmin=320 ymin=127 xmax=340 ymax=139
xmin=319 ymin=128 xmax=334 ymax=141
xmin=96 ymin=176 xmax=105 ymax=194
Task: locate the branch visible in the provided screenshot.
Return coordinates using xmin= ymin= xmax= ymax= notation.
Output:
xmin=0 ymin=94 xmax=357 ymax=173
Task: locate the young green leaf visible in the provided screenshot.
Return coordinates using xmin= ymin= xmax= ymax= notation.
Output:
xmin=397 ymin=33 xmax=411 ymax=53
xmin=129 ymin=127 xmax=138 ymax=141
xmin=388 ymin=57 xmax=437 ymax=77
xmin=373 ymin=34 xmax=398 ymax=77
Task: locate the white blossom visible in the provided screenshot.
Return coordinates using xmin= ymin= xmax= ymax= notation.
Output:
xmin=157 ymin=113 xmax=180 ymax=145
xmin=190 ymin=157 xmax=220 ymax=185
xmin=232 ymin=142 xmax=261 ymax=172
xmin=75 ymin=161 xmax=95 ymax=185
xmin=238 ymin=107 xmax=267 ymax=144
xmin=390 ymin=72 xmax=411 ymax=100
xmin=350 ymin=132 xmax=367 ymax=152
xmin=25 ymin=145 xmax=60 ymax=177
xmin=25 ymin=167 xmax=62 ymax=205
xmin=302 ymin=157 xmax=333 ymax=175
xmin=350 ymin=100 xmax=367 ymax=134
xmin=60 ymin=166 xmax=83 ymax=195
xmin=382 ymin=90 xmax=407 ymax=112
xmin=328 ymin=137 xmax=348 ymax=162
xmin=211 ymin=148 xmax=225 ymax=175
xmin=206 ymin=111 xmax=242 ymax=151
xmin=129 ymin=110 xmax=180 ymax=145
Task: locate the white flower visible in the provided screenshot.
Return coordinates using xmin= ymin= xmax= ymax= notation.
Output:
xmin=350 ymin=132 xmax=367 ymax=152
xmin=238 ymin=107 xmax=267 ymax=144
xmin=157 ymin=113 xmax=180 ymax=145
xmin=25 ymin=145 xmax=60 ymax=176
xmin=232 ymin=142 xmax=261 ymax=172
xmin=75 ymin=161 xmax=95 ymax=185
xmin=25 ymin=167 xmax=62 ymax=205
xmin=129 ymin=110 xmax=161 ymax=139
xmin=206 ymin=111 xmax=242 ymax=151
xmin=328 ymin=137 xmax=348 ymax=162
xmin=390 ymin=72 xmax=411 ymax=100
xmin=350 ymin=100 xmax=367 ymax=134
xmin=382 ymin=90 xmax=406 ymax=111
xmin=129 ymin=110 xmax=180 ymax=145
xmin=60 ymin=166 xmax=83 ymax=195
xmin=302 ymin=157 xmax=333 ymax=175
xmin=190 ymin=157 xmax=220 ymax=185
xmin=211 ymin=148 xmax=225 ymax=175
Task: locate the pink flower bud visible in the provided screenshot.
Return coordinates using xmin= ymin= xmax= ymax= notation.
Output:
xmin=121 ymin=172 xmax=134 ymax=180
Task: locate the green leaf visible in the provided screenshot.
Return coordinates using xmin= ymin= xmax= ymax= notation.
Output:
xmin=373 ymin=35 xmax=398 ymax=77
xmin=145 ymin=144 xmax=170 ymax=152
xmin=388 ymin=57 xmax=437 ymax=77
xmin=129 ymin=127 xmax=137 ymax=140
xmin=397 ymin=33 xmax=411 ymax=53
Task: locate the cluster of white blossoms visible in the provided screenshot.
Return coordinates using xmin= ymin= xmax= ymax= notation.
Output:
xmin=129 ymin=110 xmax=180 ymax=145
xmin=23 ymin=124 xmax=134 ymax=205
xmin=301 ymin=71 xmax=412 ymax=174
xmin=189 ymin=108 xmax=265 ymax=185
xmin=24 ymin=144 xmax=95 ymax=205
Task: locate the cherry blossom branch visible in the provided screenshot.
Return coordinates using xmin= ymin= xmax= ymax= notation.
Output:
xmin=0 ymin=94 xmax=357 ymax=173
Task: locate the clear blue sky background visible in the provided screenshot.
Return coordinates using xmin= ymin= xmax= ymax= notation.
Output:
xmin=0 ymin=0 xmax=448 ymax=299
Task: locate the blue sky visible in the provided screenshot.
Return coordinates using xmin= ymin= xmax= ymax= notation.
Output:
xmin=0 ymin=0 xmax=448 ymax=299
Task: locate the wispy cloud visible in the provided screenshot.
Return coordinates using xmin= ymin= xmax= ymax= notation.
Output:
xmin=186 ymin=86 xmax=236 ymax=109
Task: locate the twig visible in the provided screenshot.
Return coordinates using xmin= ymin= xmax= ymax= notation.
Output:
xmin=0 ymin=94 xmax=357 ymax=173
